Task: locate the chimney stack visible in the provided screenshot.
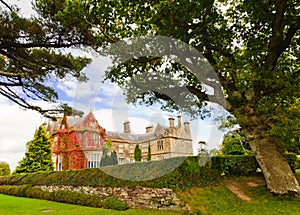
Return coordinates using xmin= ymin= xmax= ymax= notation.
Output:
xmin=146 ymin=125 xmax=153 ymax=133
xmin=177 ymin=115 xmax=182 ymax=127
xmin=184 ymin=121 xmax=190 ymax=133
xmin=169 ymin=117 xmax=174 ymax=128
xmin=124 ymin=120 xmax=130 ymax=133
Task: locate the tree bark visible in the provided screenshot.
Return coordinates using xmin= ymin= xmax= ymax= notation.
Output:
xmin=239 ymin=111 xmax=300 ymax=196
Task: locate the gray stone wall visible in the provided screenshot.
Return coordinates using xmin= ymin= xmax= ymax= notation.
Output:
xmin=36 ymin=185 xmax=188 ymax=211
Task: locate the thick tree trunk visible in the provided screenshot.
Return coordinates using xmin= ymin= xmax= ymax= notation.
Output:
xmin=247 ymin=136 xmax=299 ymax=195
xmin=240 ymin=113 xmax=300 ymax=196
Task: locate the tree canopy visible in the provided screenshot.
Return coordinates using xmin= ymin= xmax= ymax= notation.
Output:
xmin=2 ymin=0 xmax=299 ymax=195
xmin=13 ymin=125 xmax=54 ymax=174
xmin=0 ymin=161 xmax=10 ymax=176
xmin=0 ymin=0 xmax=92 ymax=116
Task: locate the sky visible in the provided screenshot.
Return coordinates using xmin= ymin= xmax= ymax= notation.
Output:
xmin=0 ymin=0 xmax=226 ymax=172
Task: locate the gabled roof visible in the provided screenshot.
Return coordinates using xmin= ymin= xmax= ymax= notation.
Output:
xmin=48 ymin=111 xmax=105 ymax=135
xmin=105 ymin=123 xmax=168 ymax=143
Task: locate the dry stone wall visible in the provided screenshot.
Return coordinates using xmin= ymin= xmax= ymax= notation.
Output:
xmin=36 ymin=185 xmax=187 ymax=210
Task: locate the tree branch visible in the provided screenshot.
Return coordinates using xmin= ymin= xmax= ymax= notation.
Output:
xmin=0 ymin=0 xmax=13 ymax=11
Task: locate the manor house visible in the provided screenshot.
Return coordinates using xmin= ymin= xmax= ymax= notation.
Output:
xmin=48 ymin=112 xmax=193 ymax=170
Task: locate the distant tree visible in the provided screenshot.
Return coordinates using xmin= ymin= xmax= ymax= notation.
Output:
xmin=100 ymin=140 xmax=118 ymax=166
xmin=221 ymin=130 xmax=252 ymax=155
xmin=147 ymin=143 xmax=151 ymax=161
xmin=134 ymin=144 xmax=142 ymax=162
xmin=0 ymin=161 xmax=10 ymax=176
xmin=110 ymin=151 xmax=118 ymax=165
xmin=13 ymin=125 xmax=54 ymax=174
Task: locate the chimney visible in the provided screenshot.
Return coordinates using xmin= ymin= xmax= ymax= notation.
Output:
xmin=146 ymin=125 xmax=153 ymax=133
xmin=184 ymin=121 xmax=190 ymax=133
xmin=169 ymin=117 xmax=174 ymax=128
xmin=177 ymin=115 xmax=182 ymax=128
xmin=124 ymin=121 xmax=130 ymax=133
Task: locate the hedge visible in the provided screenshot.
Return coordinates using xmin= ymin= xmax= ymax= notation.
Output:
xmin=0 ymin=185 xmax=127 ymax=211
xmin=0 ymin=156 xmax=263 ymax=191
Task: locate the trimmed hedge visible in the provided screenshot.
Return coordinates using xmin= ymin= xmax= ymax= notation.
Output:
xmin=0 ymin=156 xmax=262 ymax=191
xmin=0 ymin=185 xmax=127 ymax=210
xmin=212 ymin=155 xmax=260 ymax=176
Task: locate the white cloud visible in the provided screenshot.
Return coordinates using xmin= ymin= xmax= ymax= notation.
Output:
xmin=0 ymin=98 xmax=42 ymax=171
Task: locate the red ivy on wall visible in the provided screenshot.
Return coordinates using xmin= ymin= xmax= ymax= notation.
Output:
xmin=51 ymin=112 xmax=106 ymax=170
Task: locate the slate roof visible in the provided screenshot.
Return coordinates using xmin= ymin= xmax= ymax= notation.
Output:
xmin=106 ymin=123 xmax=168 ymax=143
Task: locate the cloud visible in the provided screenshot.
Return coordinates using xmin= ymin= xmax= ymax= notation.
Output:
xmin=0 ymin=97 xmax=42 ymax=171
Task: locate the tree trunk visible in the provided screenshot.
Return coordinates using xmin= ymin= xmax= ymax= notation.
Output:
xmin=240 ymin=113 xmax=300 ymax=196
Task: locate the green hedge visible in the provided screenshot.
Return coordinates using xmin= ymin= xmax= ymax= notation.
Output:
xmin=0 ymin=156 xmax=262 ymax=191
xmin=211 ymin=155 xmax=260 ymax=176
xmin=0 ymin=185 xmax=127 ymax=211
xmin=284 ymin=153 xmax=298 ymax=172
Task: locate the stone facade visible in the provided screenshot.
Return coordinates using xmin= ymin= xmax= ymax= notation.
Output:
xmin=36 ymin=185 xmax=187 ymax=210
xmin=48 ymin=113 xmax=193 ymax=169
xmin=107 ymin=115 xmax=193 ymax=164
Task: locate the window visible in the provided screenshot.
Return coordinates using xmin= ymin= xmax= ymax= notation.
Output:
xmin=92 ymin=133 xmax=99 ymax=144
xmin=58 ymin=155 xmax=62 ymax=171
xmin=118 ymin=157 xmax=125 ymax=165
xmin=87 ymin=153 xmax=101 ymax=168
xmin=119 ymin=144 xmax=123 ymax=153
xmin=158 ymin=156 xmax=164 ymax=160
xmin=142 ymin=145 xmax=147 ymax=153
xmin=157 ymin=140 xmax=164 ymax=150
xmin=130 ymin=144 xmax=134 ymax=153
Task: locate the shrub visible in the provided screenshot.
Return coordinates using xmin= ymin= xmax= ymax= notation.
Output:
xmin=211 ymin=155 xmax=259 ymax=176
xmin=284 ymin=152 xmax=298 ymax=172
xmin=0 ymin=156 xmax=260 ymax=192
xmin=102 ymin=196 xmax=128 ymax=211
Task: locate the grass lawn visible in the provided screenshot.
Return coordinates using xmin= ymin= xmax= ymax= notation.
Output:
xmin=178 ymin=175 xmax=300 ymax=215
xmin=1 ymin=174 xmax=300 ymax=215
xmin=0 ymin=194 xmax=180 ymax=215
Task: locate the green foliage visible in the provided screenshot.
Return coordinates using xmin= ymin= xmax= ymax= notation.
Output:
xmin=147 ymin=143 xmax=151 ymax=161
xmin=0 ymin=162 xmax=10 ymax=176
xmin=284 ymin=152 xmax=298 ymax=172
xmin=269 ymin=98 xmax=300 ymax=154
xmin=0 ymin=185 xmax=128 ymax=210
xmin=100 ymin=150 xmax=118 ymax=166
xmin=221 ymin=130 xmax=252 ymax=155
xmin=102 ymin=196 xmax=128 ymax=211
xmin=134 ymin=144 xmax=142 ymax=162
xmin=0 ymin=156 xmax=262 ymax=191
xmin=13 ymin=125 xmax=54 ymax=174
xmin=0 ymin=1 xmax=91 ymax=115
xmin=212 ymin=156 xmax=260 ymax=176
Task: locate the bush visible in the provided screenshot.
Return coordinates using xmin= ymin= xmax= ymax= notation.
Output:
xmin=284 ymin=152 xmax=298 ymax=172
xmin=0 ymin=185 xmax=114 ymax=209
xmin=102 ymin=196 xmax=128 ymax=211
xmin=0 ymin=156 xmax=260 ymax=192
xmin=211 ymin=155 xmax=259 ymax=176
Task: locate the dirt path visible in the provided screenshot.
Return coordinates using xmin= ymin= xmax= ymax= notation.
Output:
xmin=226 ymin=182 xmax=251 ymax=201
xmin=226 ymin=177 xmax=266 ymax=201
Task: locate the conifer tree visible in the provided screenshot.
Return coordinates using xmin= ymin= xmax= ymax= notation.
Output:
xmin=14 ymin=125 xmax=54 ymax=174
xmin=0 ymin=161 xmax=10 ymax=176
xmin=134 ymin=144 xmax=142 ymax=162
xmin=147 ymin=143 xmax=151 ymax=161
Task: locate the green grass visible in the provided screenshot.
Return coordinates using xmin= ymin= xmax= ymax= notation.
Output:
xmin=0 ymin=194 xmax=180 ymax=215
xmin=178 ymin=175 xmax=300 ymax=215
